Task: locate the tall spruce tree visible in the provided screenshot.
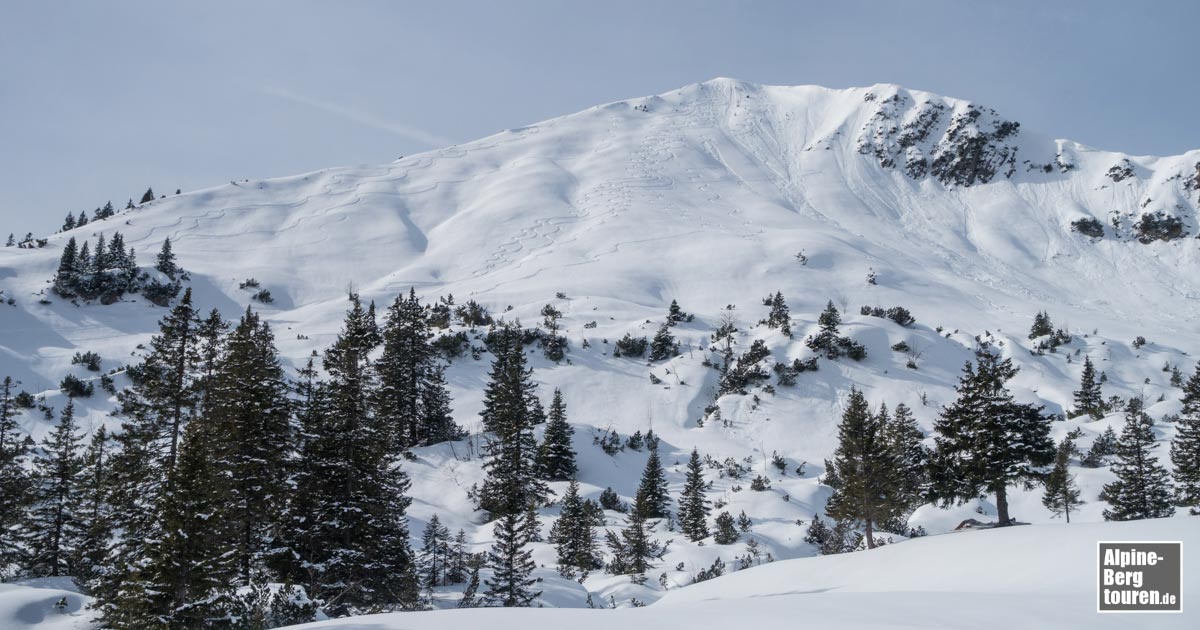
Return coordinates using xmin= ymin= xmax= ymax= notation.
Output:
xmin=479 ymin=326 xmax=545 ymax=519
xmin=1101 ymin=398 xmax=1174 ymax=521
xmin=419 ymin=514 xmax=453 ymax=590
xmin=1073 ymin=356 xmax=1105 ymax=419
xmin=677 ymin=448 xmax=710 ymax=542
xmin=73 ymin=426 xmax=115 ymax=587
xmin=22 ymin=401 xmax=84 ymax=577
xmin=885 ymin=402 xmax=928 ymax=512
xmin=548 ymin=479 xmax=599 ymax=578
xmin=931 ymin=350 xmax=1054 ymax=526
xmin=0 ymin=376 xmax=32 ymax=577
xmin=604 ymin=493 xmax=662 ymax=582
xmin=114 ymin=407 xmax=239 ymax=629
xmin=537 ymin=389 xmax=576 ymax=481
xmin=1172 ymin=366 xmax=1200 ymax=514
xmin=634 ymin=442 xmax=670 ymax=519
xmin=209 ymin=307 xmax=292 ymax=585
xmin=824 ymin=389 xmax=899 ymax=548
xmin=483 ymin=511 xmax=540 ymax=607
xmin=1029 ymin=311 xmax=1053 ymax=339
xmin=155 ymin=237 xmax=178 ymax=278
xmin=376 ymin=289 xmax=459 ymax=450
xmin=283 ymin=294 xmax=420 ymax=615
xmin=1042 ymin=437 xmax=1083 ymax=522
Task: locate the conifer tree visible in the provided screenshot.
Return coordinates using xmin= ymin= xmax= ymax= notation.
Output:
xmin=1029 ymin=311 xmax=1053 ymax=339
xmin=1 ymin=376 xmax=33 ymax=577
xmin=605 ymin=493 xmax=662 ymax=581
xmin=712 ymin=511 xmax=739 ymax=544
xmin=209 ymin=307 xmax=292 ymax=585
xmin=1172 ymin=366 xmax=1200 ymax=514
xmin=115 ymin=410 xmax=239 ymax=629
xmin=634 ymin=443 xmax=670 ymax=519
xmin=53 ymin=238 xmax=79 ymax=297
xmin=140 ymin=187 xmax=156 ymax=204
xmin=76 ymin=211 xmax=89 ymax=227
xmin=1101 ymin=399 xmax=1174 ymax=521
xmin=376 ymin=289 xmax=459 ymax=450
xmin=419 ymin=514 xmax=453 ymax=590
xmin=885 ymin=402 xmax=928 ymax=511
xmin=548 ymin=479 xmax=599 ymax=577
xmin=73 ymin=426 xmax=115 ymax=587
xmin=1073 ymin=356 xmax=1105 ymax=419
xmin=155 ymin=237 xmax=178 ymax=278
xmin=767 ymin=292 xmax=791 ymax=337
xmin=667 ymin=299 xmax=686 ymax=326
xmin=931 ymin=350 xmax=1054 ymax=526
xmin=447 ymin=529 xmax=470 ymax=585
xmin=537 ymin=389 xmax=576 ymax=481
xmin=484 ymin=511 xmax=540 ymax=607
xmin=1042 ymin=437 xmax=1083 ymax=522
xmin=282 ymin=294 xmax=420 ymax=615
xmin=479 ymin=326 xmax=545 ymax=519
xmin=677 ymin=448 xmax=710 ymax=542
xmin=458 ymin=565 xmax=480 ymax=608
xmin=824 ymin=389 xmax=899 ymax=548
xmin=1082 ymin=425 xmax=1119 ymax=467
xmin=649 ymin=324 xmax=679 ymax=361
xmin=62 ymin=212 xmax=76 ymax=231
xmin=22 ymin=401 xmax=85 ymax=577
xmin=5 ymin=233 xmax=14 ymax=247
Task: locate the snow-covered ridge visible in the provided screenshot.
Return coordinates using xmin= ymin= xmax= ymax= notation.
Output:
xmin=0 ymin=77 xmax=1198 ymax=620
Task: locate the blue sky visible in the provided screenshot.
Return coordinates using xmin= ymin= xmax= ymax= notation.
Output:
xmin=2 ymin=0 xmax=1197 ymax=235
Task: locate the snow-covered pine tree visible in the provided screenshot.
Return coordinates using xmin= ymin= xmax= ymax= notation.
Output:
xmin=931 ymin=350 xmax=1054 ymax=526
xmin=0 ymin=376 xmax=32 ymax=577
xmin=479 ymin=325 xmax=546 ymax=519
xmin=155 ymin=237 xmax=177 ymax=278
xmin=605 ymin=493 xmax=662 ymax=582
xmin=207 ymin=307 xmax=292 ymax=585
xmin=94 ymin=289 xmax=205 ymax=612
xmin=419 ymin=514 xmax=454 ymax=590
xmin=1029 ymin=311 xmax=1053 ymax=339
xmin=376 ymin=289 xmax=456 ymax=450
xmin=1072 ymin=356 xmax=1105 ymax=419
xmin=677 ymin=448 xmax=710 ymax=542
xmin=112 ymin=408 xmax=240 ymax=629
xmin=766 ymin=292 xmax=791 ymax=337
xmin=73 ymin=425 xmax=115 ymax=587
xmin=649 ymin=324 xmax=679 ymax=361
xmin=1042 ymin=437 xmax=1083 ymax=522
xmin=53 ymin=237 xmax=79 ymax=296
xmin=824 ymin=389 xmax=900 ymax=548
xmin=712 ymin=511 xmax=739 ymax=545
xmin=634 ymin=442 xmax=670 ymax=519
xmin=885 ymin=402 xmax=928 ymax=512
xmin=22 ymin=401 xmax=85 ymax=577
xmin=1101 ymin=398 xmax=1174 ymax=521
xmin=537 ymin=388 xmax=577 ymax=481
xmin=284 ymin=294 xmax=420 ymax=615
xmin=420 ymin=363 xmax=462 ymax=445
xmin=140 ymin=187 xmax=155 ymax=204
xmin=548 ymin=479 xmax=599 ymax=578
xmin=484 ymin=511 xmax=540 ymax=607
xmin=447 ymin=528 xmax=470 ymax=584
xmin=1173 ymin=366 xmax=1200 ymax=514
xmin=62 ymin=212 xmax=76 ymax=231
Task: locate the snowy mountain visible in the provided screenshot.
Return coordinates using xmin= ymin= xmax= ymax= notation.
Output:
xmin=1 ymin=78 xmax=1198 ymax=626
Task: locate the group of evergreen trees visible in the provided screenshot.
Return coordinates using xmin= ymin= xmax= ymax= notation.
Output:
xmin=822 ymin=391 xmax=928 ymax=546
xmin=0 ymin=288 xmax=475 ymax=625
xmin=53 ymin=235 xmax=181 ymax=305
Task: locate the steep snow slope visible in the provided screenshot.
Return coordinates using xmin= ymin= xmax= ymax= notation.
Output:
xmin=1 ymin=78 xmax=1198 ymax=616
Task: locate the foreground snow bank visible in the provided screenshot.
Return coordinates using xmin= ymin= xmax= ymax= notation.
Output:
xmin=0 ymin=577 xmax=91 ymax=630
xmin=287 ymin=517 xmax=1196 ymax=630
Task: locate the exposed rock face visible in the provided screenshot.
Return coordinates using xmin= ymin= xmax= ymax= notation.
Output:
xmin=857 ymin=92 xmax=1022 ymax=187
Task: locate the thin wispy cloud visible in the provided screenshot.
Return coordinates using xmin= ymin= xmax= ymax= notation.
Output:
xmin=261 ymin=85 xmax=455 ymax=148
